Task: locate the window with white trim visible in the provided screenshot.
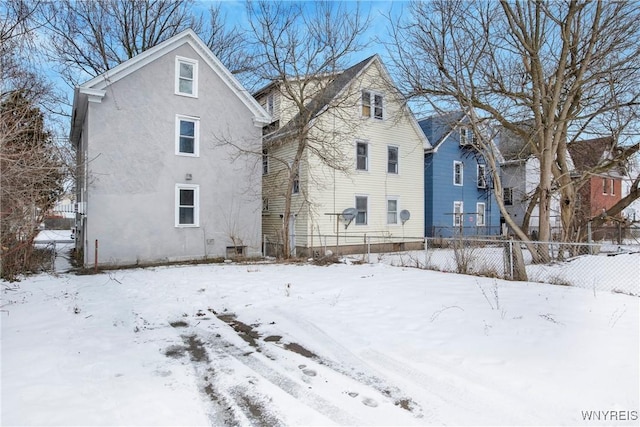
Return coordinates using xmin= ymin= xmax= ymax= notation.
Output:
xmin=176 ymin=115 xmax=199 ymax=156
xmin=356 ymin=142 xmax=368 ymax=171
xmin=361 ymin=90 xmax=383 ymax=120
xmin=476 ymin=202 xmax=486 ymax=226
xmin=266 ymin=94 xmax=274 ymax=115
xmin=460 ymin=127 xmax=475 ymax=145
xmin=175 ymin=57 xmax=198 ymax=97
xmin=453 ymin=201 xmax=463 ymax=227
xmin=262 ymin=197 xmax=269 ymax=212
xmin=292 ymin=164 xmax=299 ymax=194
xmin=356 ymin=196 xmax=368 ymax=225
xmin=477 ymin=164 xmax=487 ymax=188
xmin=387 ymin=198 xmax=398 ymax=224
xmin=388 ymin=146 xmax=398 ymax=174
xmin=454 ymin=161 xmax=463 ymax=186
xmin=611 ymin=179 xmax=615 ymax=196
xmin=176 ymin=184 xmax=199 ymax=227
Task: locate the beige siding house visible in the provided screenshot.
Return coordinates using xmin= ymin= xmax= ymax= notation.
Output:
xmin=256 ymin=55 xmax=429 ymax=256
xmin=70 ymin=29 xmax=270 ymax=267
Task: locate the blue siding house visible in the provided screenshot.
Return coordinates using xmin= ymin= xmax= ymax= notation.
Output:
xmin=420 ymin=112 xmax=501 ymax=237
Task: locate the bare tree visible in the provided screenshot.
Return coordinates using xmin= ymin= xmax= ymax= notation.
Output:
xmin=1 ymin=1 xmax=66 ymax=279
xmin=244 ymin=0 xmax=371 ymax=257
xmin=388 ymin=0 xmax=640 ymax=262
xmin=40 ymin=0 xmax=253 ymax=86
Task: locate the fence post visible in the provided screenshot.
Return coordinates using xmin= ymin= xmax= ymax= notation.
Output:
xmin=367 ymin=235 xmax=371 ymax=263
xmin=424 ymin=237 xmax=428 ymax=269
xmin=509 ymin=240 xmax=514 ymax=280
xmin=94 ymin=239 xmax=98 ymax=273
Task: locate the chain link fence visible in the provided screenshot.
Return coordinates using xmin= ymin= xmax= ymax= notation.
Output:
xmin=420 ymin=237 xmax=639 ymax=296
xmin=33 ymin=230 xmax=75 ymax=274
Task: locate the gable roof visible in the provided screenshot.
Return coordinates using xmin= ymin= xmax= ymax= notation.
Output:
xmin=567 ymin=136 xmax=617 ymax=172
xmin=418 ymin=111 xmax=466 ymax=150
xmin=70 ymin=29 xmax=270 ymax=143
xmin=419 ymin=112 xmax=504 ymax=162
xmin=264 ymin=54 xmax=430 ymax=149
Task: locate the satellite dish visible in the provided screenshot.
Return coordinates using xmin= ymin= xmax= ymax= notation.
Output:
xmin=400 ymin=209 xmax=411 ymax=225
xmin=341 ymin=207 xmax=358 ymax=229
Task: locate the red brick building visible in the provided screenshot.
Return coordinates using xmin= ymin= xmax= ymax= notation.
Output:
xmin=568 ymin=137 xmax=623 ymax=222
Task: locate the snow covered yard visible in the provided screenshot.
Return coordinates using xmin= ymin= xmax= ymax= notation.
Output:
xmin=1 ymin=262 xmax=638 ymax=426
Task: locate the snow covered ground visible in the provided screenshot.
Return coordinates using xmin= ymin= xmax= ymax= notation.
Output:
xmin=2 ymin=261 xmax=638 ymax=426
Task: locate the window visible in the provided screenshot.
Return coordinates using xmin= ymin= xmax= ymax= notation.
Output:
xmin=292 ymin=165 xmax=299 ymax=194
xmin=262 ymin=148 xmax=269 ymax=175
xmin=175 ymin=184 xmax=199 ymax=227
xmin=460 ymin=127 xmax=475 ymax=146
xmin=504 ymin=188 xmax=513 ymax=206
xmin=453 ymin=161 xmax=463 ymax=186
xmin=477 ymin=164 xmax=487 ymax=188
xmin=374 ymin=94 xmax=383 ymax=120
xmin=176 ymin=115 xmax=199 ymax=156
xmin=361 ymin=90 xmax=371 ymax=117
xmin=388 ymin=146 xmax=398 ymax=174
xmin=356 ymin=196 xmax=368 ymax=225
xmin=361 ymin=90 xmax=383 ymax=120
xmin=356 ymin=142 xmax=368 ymax=171
xmin=611 ymin=179 xmax=615 ymax=196
xmin=266 ymin=94 xmax=274 ymax=115
xmin=387 ymin=198 xmax=398 ymax=224
xmin=262 ymin=197 xmax=269 ymax=212
xmin=476 ymin=202 xmax=486 ymax=226
xmin=453 ymin=201 xmax=464 ymax=227
xmin=175 ymin=57 xmax=198 ymax=97
xmin=603 ymin=177 xmax=608 ymax=194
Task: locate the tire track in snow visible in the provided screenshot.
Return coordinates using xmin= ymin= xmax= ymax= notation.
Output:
xmin=361 ymin=349 xmax=548 ymax=425
xmin=200 ymin=328 xmax=361 ymax=426
xmin=270 ymin=309 xmax=429 ymax=422
xmin=171 ymin=317 xmax=361 ymax=426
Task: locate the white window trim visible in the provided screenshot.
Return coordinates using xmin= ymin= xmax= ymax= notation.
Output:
xmin=361 ymin=90 xmax=384 ymax=120
xmin=175 ymin=56 xmax=198 ymax=97
xmin=175 ymin=115 xmax=200 ymax=157
xmin=387 ymin=145 xmax=399 ymax=174
xmin=291 ymin=162 xmax=300 ymax=195
xmin=356 ymin=141 xmax=369 ymax=171
xmin=453 ymin=161 xmax=464 ymax=186
xmin=476 ymin=202 xmax=486 ymax=226
xmin=387 ymin=197 xmax=399 ymax=225
xmin=460 ymin=127 xmax=475 ymax=145
xmin=453 ymin=201 xmax=464 ymax=227
xmin=477 ymin=164 xmax=486 ymax=188
xmin=355 ymin=195 xmax=368 ymax=225
xmin=266 ymin=94 xmax=274 ymax=115
xmin=175 ymin=184 xmax=200 ymax=227
xmin=611 ymin=178 xmax=615 ymax=196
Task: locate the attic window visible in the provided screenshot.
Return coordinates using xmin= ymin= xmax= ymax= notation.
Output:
xmin=460 ymin=127 xmax=475 ymax=146
xmin=361 ymin=90 xmax=383 ymax=120
xmin=176 ymin=56 xmax=198 ymax=97
xmin=266 ymin=94 xmax=274 ymax=115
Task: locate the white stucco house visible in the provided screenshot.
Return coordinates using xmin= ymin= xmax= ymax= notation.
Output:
xmin=70 ymin=29 xmax=270 ymax=267
xmin=255 ymin=55 xmax=429 ymax=256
